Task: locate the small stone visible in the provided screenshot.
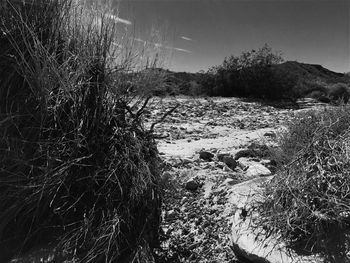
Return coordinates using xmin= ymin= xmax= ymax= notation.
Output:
xmin=234 ymin=149 xmax=254 ymax=160
xmin=217 ymin=153 xmax=230 ymax=162
xmin=166 ymin=209 xmax=177 ymax=220
xmin=181 ymin=158 xmax=193 ymax=165
xmin=223 ymin=156 xmax=237 ymax=170
xmin=216 ymin=163 xmax=224 ymax=169
xmin=222 ymin=178 xmax=236 ymax=186
xmin=199 ymin=151 xmax=214 ymax=161
xmin=223 ymin=166 xmax=232 ymax=172
xmin=237 ymin=158 xmax=250 ymax=170
xmin=246 ymin=163 xmax=272 ymax=177
xmin=264 ymin=131 xmax=276 ymax=138
xmin=185 ymin=178 xmax=201 ymax=191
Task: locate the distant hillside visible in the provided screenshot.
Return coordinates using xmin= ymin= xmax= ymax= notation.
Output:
xmin=168 ymin=61 xmax=350 ymax=89
xmin=136 ymin=62 xmax=350 ymax=97
xmin=274 ymin=61 xmax=350 ymax=84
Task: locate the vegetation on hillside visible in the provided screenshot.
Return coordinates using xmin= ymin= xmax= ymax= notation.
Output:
xmin=257 ymin=106 xmax=350 ymax=261
xmin=158 ymin=47 xmax=350 ymax=103
xmin=199 ymin=44 xmax=296 ymax=100
xmin=0 ymin=0 xmax=164 ymax=261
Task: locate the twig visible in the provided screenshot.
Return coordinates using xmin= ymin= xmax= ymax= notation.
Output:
xmin=135 ymin=96 xmax=152 ymax=119
xmin=149 ymin=104 xmax=180 ymax=133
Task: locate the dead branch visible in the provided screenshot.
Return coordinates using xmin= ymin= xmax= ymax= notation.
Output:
xmin=149 ymin=103 xmax=180 ymax=133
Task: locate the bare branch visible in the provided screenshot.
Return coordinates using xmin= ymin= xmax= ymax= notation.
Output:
xmin=149 ymin=103 xmax=179 ymax=133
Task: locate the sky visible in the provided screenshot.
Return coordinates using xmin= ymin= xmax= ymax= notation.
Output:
xmin=112 ymin=0 xmax=349 ymax=73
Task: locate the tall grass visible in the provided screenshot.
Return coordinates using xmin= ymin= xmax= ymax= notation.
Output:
xmin=0 ymin=0 xmax=164 ymax=261
xmin=256 ymin=106 xmax=350 ymax=261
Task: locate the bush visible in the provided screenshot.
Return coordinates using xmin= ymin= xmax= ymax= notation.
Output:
xmin=257 ymin=107 xmax=350 ymax=260
xmin=297 ymin=79 xmax=328 ymax=99
xmin=200 ymin=44 xmax=299 ymax=101
xmin=328 ymin=83 xmax=350 ymax=104
xmin=0 ymin=0 xmax=162 ymax=262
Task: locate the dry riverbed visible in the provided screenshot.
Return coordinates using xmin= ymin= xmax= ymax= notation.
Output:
xmin=144 ymin=96 xmax=307 ymax=263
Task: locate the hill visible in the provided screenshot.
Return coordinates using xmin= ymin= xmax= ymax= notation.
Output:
xmin=274 ymin=61 xmax=350 ymax=85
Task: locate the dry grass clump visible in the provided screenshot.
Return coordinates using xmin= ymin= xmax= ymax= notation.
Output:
xmin=0 ymin=0 xmax=163 ymax=262
xmin=257 ymin=106 xmax=350 ymax=260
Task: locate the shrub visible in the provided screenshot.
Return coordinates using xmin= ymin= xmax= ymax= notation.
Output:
xmin=0 ymin=0 xmax=163 ymax=262
xmin=328 ymin=83 xmax=350 ymax=104
xmin=297 ymin=79 xmax=328 ymax=99
xmin=201 ymin=44 xmax=299 ymax=101
xmin=257 ymin=107 xmax=350 ymax=260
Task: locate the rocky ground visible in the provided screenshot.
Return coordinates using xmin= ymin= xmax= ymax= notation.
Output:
xmin=8 ymin=96 xmax=327 ymax=263
xmin=142 ymin=96 xmax=318 ymax=263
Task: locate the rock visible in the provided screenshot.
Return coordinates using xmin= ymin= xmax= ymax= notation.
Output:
xmin=203 ymin=181 xmax=215 ymax=199
xmin=227 ymin=176 xmax=324 ymax=263
xmin=263 ymin=131 xmax=276 ymax=138
xmin=237 ymin=157 xmax=250 ymax=170
xmin=234 ymin=149 xmax=255 ymax=160
xmin=246 ymin=163 xmax=272 ymax=177
xmin=223 ymin=166 xmax=232 ymax=172
xmin=217 ymin=153 xmax=230 ymax=162
xmin=166 ymin=209 xmax=177 ymax=220
xmin=199 ymin=151 xmax=214 ymax=161
xmin=181 ymin=158 xmax=193 ymax=165
xmin=226 ymin=176 xmax=272 ymax=208
xmin=235 ymin=143 xmax=270 ymax=160
xmin=185 ymin=178 xmax=201 ymax=191
xmin=222 ymin=178 xmax=236 ymax=186
xmin=216 ymin=163 xmax=224 ymax=169
xmin=223 ymin=156 xmax=237 ymax=170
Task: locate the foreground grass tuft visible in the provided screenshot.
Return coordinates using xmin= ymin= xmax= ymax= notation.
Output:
xmin=257 ymin=106 xmax=350 ymax=260
xmin=0 ymin=0 xmax=162 ymax=261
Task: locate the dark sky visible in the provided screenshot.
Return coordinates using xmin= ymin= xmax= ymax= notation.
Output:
xmin=115 ymin=0 xmax=349 ymax=73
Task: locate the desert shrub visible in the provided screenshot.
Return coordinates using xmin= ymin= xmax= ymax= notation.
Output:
xmin=0 ymin=0 xmax=163 ymax=262
xmin=257 ymin=107 xmax=350 ymax=260
xmin=306 ymin=90 xmax=326 ymax=100
xmin=201 ymin=45 xmax=299 ymax=101
xmin=297 ymin=79 xmax=328 ymax=99
xmin=328 ymin=83 xmax=350 ymax=104
xmin=299 ymin=81 xmax=350 ymax=105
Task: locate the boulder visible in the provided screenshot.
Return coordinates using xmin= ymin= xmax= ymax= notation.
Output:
xmin=226 ymin=177 xmax=324 ymax=263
